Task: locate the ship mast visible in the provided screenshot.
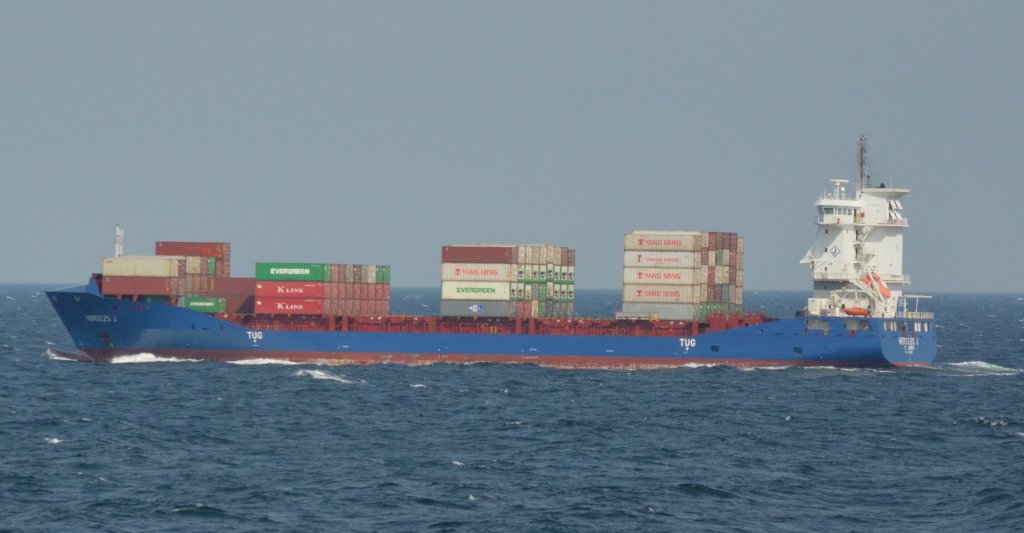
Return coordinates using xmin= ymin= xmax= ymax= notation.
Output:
xmin=114 ymin=225 xmax=124 ymax=258
xmin=858 ymin=134 xmax=869 ymax=191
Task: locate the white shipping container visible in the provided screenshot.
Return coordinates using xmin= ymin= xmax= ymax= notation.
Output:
xmin=622 ymin=284 xmax=699 ymax=304
xmin=623 ymin=251 xmax=701 ymax=268
xmin=715 ymin=267 xmax=731 ymax=285
xmin=441 ymin=263 xmax=513 ymax=282
xmin=625 ymin=231 xmax=703 ymax=252
xmin=184 ymin=256 xmax=205 ymax=275
xmin=102 ymin=255 xmax=184 ymax=277
xmin=620 ymin=303 xmax=698 ymax=321
xmin=623 ymin=267 xmax=701 ymax=285
xmin=441 ymin=281 xmax=511 ymax=301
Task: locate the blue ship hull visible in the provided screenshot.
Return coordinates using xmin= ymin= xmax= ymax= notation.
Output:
xmin=46 ymin=283 xmax=937 ymax=368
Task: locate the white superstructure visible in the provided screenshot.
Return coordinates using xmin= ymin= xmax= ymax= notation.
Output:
xmin=801 ymin=137 xmax=914 ymax=318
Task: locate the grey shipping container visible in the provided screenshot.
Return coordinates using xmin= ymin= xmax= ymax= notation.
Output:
xmin=620 ymin=303 xmax=698 ymax=321
xmin=440 ymin=300 xmax=516 ymax=318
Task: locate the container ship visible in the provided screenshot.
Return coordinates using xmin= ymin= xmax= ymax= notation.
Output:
xmin=47 ymin=140 xmax=936 ymax=368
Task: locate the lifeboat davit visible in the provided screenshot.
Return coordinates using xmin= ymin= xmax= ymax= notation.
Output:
xmin=843 ymin=307 xmax=871 ymax=317
xmin=871 ymin=272 xmax=892 ymax=298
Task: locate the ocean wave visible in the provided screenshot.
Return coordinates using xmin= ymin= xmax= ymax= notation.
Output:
xmin=45 ymin=349 xmax=79 ymax=362
xmin=840 ymin=367 xmax=895 ymax=374
xmin=938 ymin=361 xmax=1022 ymax=376
xmin=226 ymin=358 xmax=300 ymax=365
xmin=110 ymin=353 xmax=201 ymax=364
xmin=681 ymin=363 xmax=720 ymax=369
xmin=958 ymin=416 xmax=1017 ymax=430
xmin=294 ymin=369 xmax=357 ymax=384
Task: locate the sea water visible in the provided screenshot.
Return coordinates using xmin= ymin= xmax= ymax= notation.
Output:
xmin=1 ymin=285 xmax=1022 ymax=531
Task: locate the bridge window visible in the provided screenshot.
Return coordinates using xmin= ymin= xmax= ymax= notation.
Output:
xmin=793 ymin=347 xmax=803 ymax=354
xmin=711 ymin=345 xmax=720 ymax=353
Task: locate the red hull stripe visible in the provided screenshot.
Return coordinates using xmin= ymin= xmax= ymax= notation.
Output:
xmin=75 ymin=349 xmax=908 ymax=369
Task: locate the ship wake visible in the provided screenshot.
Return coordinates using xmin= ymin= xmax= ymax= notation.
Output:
xmin=934 ymin=361 xmax=1021 ymax=376
xmin=109 ymin=353 xmax=201 ymax=364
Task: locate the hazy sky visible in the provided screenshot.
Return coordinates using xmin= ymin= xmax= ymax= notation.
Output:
xmin=2 ymin=2 xmax=1021 ymax=292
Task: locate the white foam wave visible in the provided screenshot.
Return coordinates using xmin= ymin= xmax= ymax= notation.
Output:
xmin=45 ymin=349 xmax=78 ymax=362
xmin=110 ymin=353 xmax=200 ymax=364
xmin=840 ymin=367 xmax=896 ymax=374
xmin=740 ymin=365 xmax=791 ymax=372
xmin=967 ymin=416 xmax=1012 ymax=427
xmin=295 ymin=369 xmax=355 ymax=384
xmin=410 ymin=383 xmax=427 ymax=388
xmin=942 ymin=361 xmax=1022 ymax=375
xmin=452 ymin=460 xmax=464 ymax=466
xmin=45 ymin=437 xmax=62 ymax=445
xmin=226 ymin=358 xmax=300 ymax=365
xmin=681 ymin=363 xmax=720 ymax=369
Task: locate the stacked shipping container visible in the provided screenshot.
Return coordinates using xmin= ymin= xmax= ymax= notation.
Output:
xmin=440 ymin=245 xmax=575 ymax=318
xmin=100 ymin=241 xmax=240 ymax=313
xmin=619 ymin=231 xmax=744 ymax=320
xmin=253 ymin=263 xmax=390 ymax=316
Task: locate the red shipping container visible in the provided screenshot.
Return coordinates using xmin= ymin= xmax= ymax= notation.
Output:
xmin=224 ymin=295 xmax=255 ymax=314
xmin=101 ymin=276 xmax=177 ymax=296
xmin=155 ymin=242 xmax=231 ymax=260
xmin=729 ymin=269 xmax=737 ymax=284
xmin=207 ymin=277 xmax=256 ymax=296
xmin=708 ymin=266 xmax=715 ymax=284
xmin=359 ymin=284 xmax=371 ymax=300
xmin=255 ymin=297 xmax=324 ymax=315
xmin=255 ymin=281 xmax=326 ymax=298
xmin=442 ymin=245 xmax=516 ymax=264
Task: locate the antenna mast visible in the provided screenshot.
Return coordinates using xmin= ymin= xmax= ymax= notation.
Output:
xmin=858 ymin=135 xmax=869 ymax=190
xmin=114 ymin=225 xmax=124 ymax=258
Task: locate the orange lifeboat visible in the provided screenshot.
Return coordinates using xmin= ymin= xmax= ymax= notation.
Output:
xmin=871 ymin=272 xmax=892 ymax=298
xmin=843 ymin=307 xmax=871 ymax=317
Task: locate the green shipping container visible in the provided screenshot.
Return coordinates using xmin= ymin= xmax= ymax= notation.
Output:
xmin=180 ymin=296 xmax=227 ymax=313
xmin=256 ymin=262 xmax=330 ymax=281
xmin=375 ymin=265 xmax=391 ymax=283
xmin=141 ymin=295 xmax=170 ymax=305
xmin=207 ymin=257 xmax=217 ymax=276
